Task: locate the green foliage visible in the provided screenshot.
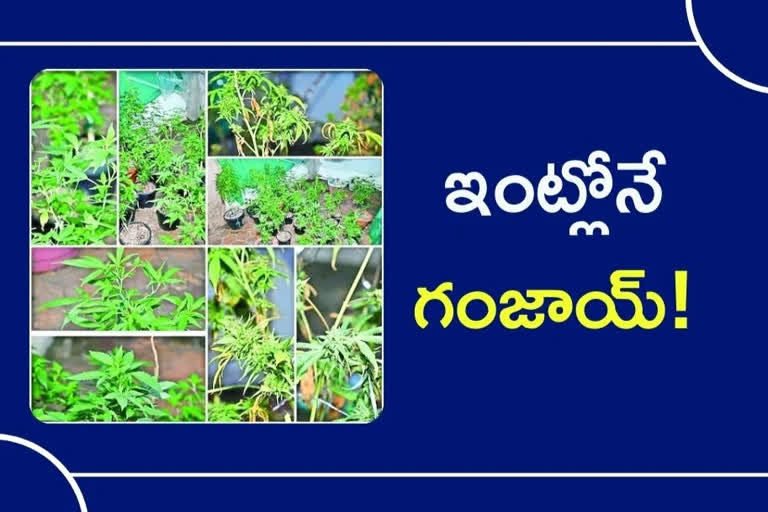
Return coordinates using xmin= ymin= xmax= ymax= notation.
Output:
xmin=31 ymin=71 xmax=113 ymax=147
xmin=351 ymin=178 xmax=377 ymax=208
xmin=31 ymin=127 xmax=117 ymax=246
xmin=207 ymin=395 xmax=257 ymax=422
xmin=216 ymin=161 xmax=241 ymax=203
xmin=339 ymin=72 xmax=382 ymax=132
xmin=118 ymin=87 xmax=206 ymax=245
xmin=32 ymin=348 xmax=203 ymax=422
xmin=215 ymin=164 xmax=379 ymax=245
xmin=38 ymin=249 xmax=205 ymax=330
xmin=211 ymin=316 xmax=293 ymax=400
xmin=31 ymin=71 xmax=117 ymax=245
xmin=209 ymin=71 xmax=311 ymax=156
xmin=208 ymin=248 xmax=293 ymax=422
xmin=325 ymin=188 xmax=346 ymax=213
xmin=166 ymin=374 xmax=205 ymax=422
xmin=31 ymin=354 xmax=78 ymax=413
xmin=297 ymin=248 xmax=383 ymax=422
xmin=208 ymin=248 xmax=285 ymax=330
xmin=343 ymin=211 xmax=363 ymax=242
xmin=317 ymin=119 xmax=382 ymax=156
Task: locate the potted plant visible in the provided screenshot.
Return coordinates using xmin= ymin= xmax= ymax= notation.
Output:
xmin=276 ymin=230 xmax=291 ymax=245
xmin=77 ymin=126 xmax=117 ymax=197
xmin=343 ymin=212 xmax=363 ymax=243
xmin=224 ymin=206 xmax=245 ymax=230
xmin=208 ymin=71 xmax=312 ymax=156
xmin=136 ymin=180 xmax=157 ymax=208
xmin=119 ymin=221 xmax=152 ymax=245
xmin=246 ymin=201 xmax=260 ymax=223
xmin=153 ymin=194 xmax=184 ymax=231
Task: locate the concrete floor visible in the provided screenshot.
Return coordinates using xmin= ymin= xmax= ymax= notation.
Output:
xmin=32 ymin=247 xmax=205 ymax=330
xmin=128 ymin=205 xmax=184 ymax=245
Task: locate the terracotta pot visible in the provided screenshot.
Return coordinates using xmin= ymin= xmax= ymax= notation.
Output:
xmin=356 ymin=210 xmax=374 ymax=229
xmin=128 ymin=167 xmax=138 ymax=183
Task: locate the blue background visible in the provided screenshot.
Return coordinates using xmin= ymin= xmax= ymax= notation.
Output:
xmin=5 ymin=0 xmax=768 ymax=509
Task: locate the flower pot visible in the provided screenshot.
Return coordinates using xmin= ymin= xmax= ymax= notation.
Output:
xmin=156 ymin=209 xmax=180 ymax=231
xmin=276 ymin=230 xmax=292 ymax=245
xmin=356 ymin=210 xmax=374 ymax=229
xmin=78 ymin=163 xmax=110 ymax=197
xmin=246 ymin=205 xmax=259 ymax=223
xmin=31 ymin=210 xmax=55 ymax=234
xmin=137 ymin=181 xmax=157 ymax=208
xmin=284 ymin=212 xmax=294 ymax=225
xmin=294 ymin=224 xmax=306 ymax=235
xmin=224 ymin=207 xmax=245 ymax=230
xmin=119 ymin=222 xmax=152 ymax=245
xmin=32 ymin=248 xmax=79 ymax=273
xmin=128 ymin=167 xmax=138 ymax=183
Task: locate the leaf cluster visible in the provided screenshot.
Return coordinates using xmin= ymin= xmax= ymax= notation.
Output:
xmin=31 ymin=71 xmax=117 ymax=245
xmin=32 ymin=348 xmax=203 ymax=422
xmin=39 ymin=249 xmax=205 ymax=331
xmin=209 ymin=71 xmax=311 ymax=156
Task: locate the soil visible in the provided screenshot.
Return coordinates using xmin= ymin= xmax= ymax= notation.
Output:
xmin=276 ymin=230 xmax=291 ymax=245
xmin=120 ymin=222 xmax=151 ymax=245
xmin=224 ymin=207 xmax=243 ymax=220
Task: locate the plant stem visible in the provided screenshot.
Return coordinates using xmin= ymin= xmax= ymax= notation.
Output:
xmin=149 ymin=336 xmax=159 ymax=378
xmin=332 ymin=247 xmax=374 ymax=330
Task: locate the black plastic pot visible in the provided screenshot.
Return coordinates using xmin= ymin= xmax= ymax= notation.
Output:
xmin=246 ymin=205 xmax=259 ymax=223
xmin=224 ymin=207 xmax=245 ymax=230
xmin=284 ymin=212 xmax=294 ymax=225
xmin=276 ymin=230 xmax=292 ymax=245
xmin=119 ymin=221 xmax=152 ymax=245
xmin=31 ymin=211 xmax=55 ymax=234
xmin=137 ymin=182 xmax=157 ymax=208
xmin=77 ymin=163 xmax=108 ymax=197
xmin=294 ymin=224 xmax=306 ymax=235
xmin=156 ymin=209 xmax=180 ymax=231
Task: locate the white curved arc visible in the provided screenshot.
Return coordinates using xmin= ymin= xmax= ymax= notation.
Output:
xmin=0 ymin=434 xmax=87 ymax=511
xmin=686 ymin=0 xmax=768 ymax=94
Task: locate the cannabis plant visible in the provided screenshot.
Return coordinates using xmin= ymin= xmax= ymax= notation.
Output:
xmin=208 ymin=394 xmax=258 ymax=422
xmin=351 ymin=178 xmax=377 ymax=208
xmin=31 ymin=71 xmax=113 ymax=147
xmin=208 ymin=248 xmax=293 ymax=422
xmin=38 ymin=249 xmax=205 ymax=330
xmin=32 ymin=128 xmax=118 ymax=246
xmin=208 ymin=248 xmax=286 ymax=329
xmin=342 ymin=212 xmax=363 ymax=242
xmin=297 ymin=248 xmax=383 ymax=422
xmin=119 ymin=88 xmax=206 ymax=245
xmin=32 ymin=348 xmax=204 ymax=422
xmin=209 ymin=71 xmax=311 ymax=156
xmin=210 ymin=316 xmax=293 ymax=404
xmin=317 ymin=119 xmax=382 ymax=156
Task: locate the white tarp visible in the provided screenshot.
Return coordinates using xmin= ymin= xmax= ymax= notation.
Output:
xmin=287 ymin=158 xmax=382 ymax=189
